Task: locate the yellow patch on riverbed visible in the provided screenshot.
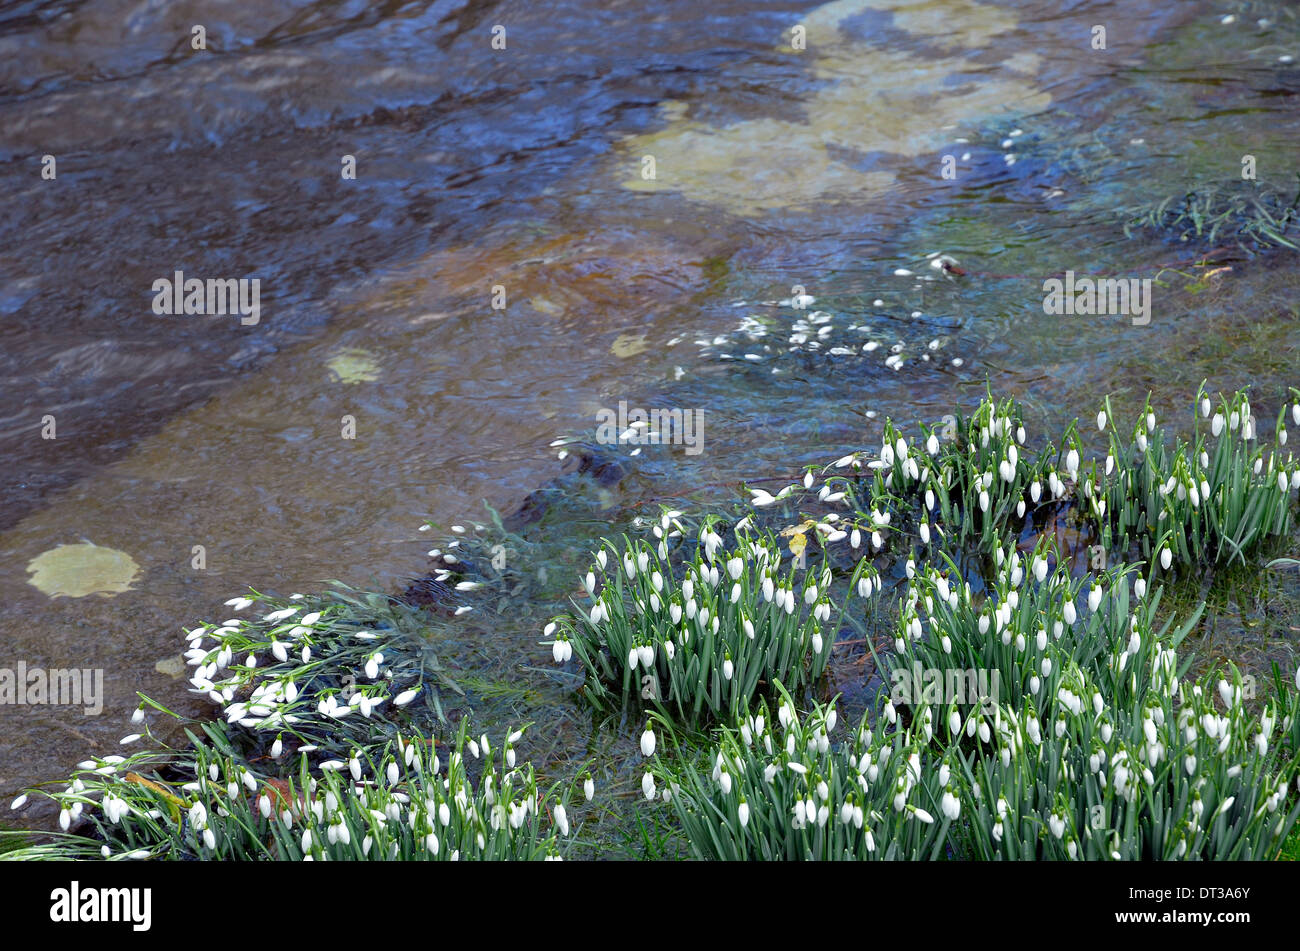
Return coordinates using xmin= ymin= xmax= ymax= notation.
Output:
xmin=803 ymin=0 xmax=1019 ymax=50
xmin=327 ymin=347 xmax=381 ymax=383
xmin=611 ymin=333 xmax=649 ymax=358
xmin=619 ymin=0 xmax=1047 ymax=214
xmin=26 ymin=543 xmax=140 ymax=598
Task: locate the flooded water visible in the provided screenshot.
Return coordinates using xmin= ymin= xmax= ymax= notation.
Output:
xmin=3 ymin=0 xmax=1299 ymax=818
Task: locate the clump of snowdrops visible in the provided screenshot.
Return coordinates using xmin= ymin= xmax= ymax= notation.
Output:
xmin=1090 ymin=385 xmax=1300 ymax=565
xmin=646 ymin=683 xmax=957 ymax=860
xmin=546 ymin=514 xmax=882 ymax=728
xmin=7 ymin=719 xmax=567 ymax=861
xmin=181 ymin=585 xmax=462 ymax=755
xmin=763 ymin=385 xmax=1298 ymax=571
xmin=875 ymin=550 xmax=1300 ymax=859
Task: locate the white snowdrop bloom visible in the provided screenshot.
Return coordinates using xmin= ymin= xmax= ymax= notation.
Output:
xmin=1212 ymin=413 xmax=1224 ymax=437
xmin=1218 ymin=679 xmax=1237 ymax=709
xmin=642 ymin=772 xmax=656 ymax=800
xmin=940 ymin=790 xmax=961 ymax=821
xmin=723 ymin=658 xmax=734 ymax=681
xmin=638 ymin=644 xmax=654 ymax=669
xmin=1026 ymin=716 xmax=1042 ymax=745
xmin=1048 ymin=813 xmax=1066 ymax=839
xmin=551 ymin=639 xmax=568 ymax=664
xmin=1088 ymin=584 xmax=1102 ymax=613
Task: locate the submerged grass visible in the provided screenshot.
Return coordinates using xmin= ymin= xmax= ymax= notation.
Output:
xmin=1124 ymin=178 xmax=1300 ymax=253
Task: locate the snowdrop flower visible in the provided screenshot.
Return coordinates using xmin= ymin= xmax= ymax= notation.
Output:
xmin=1066 ymin=449 xmax=1079 ymax=476
xmin=1060 ymin=599 xmax=1076 ymax=625
xmin=1026 ymin=716 xmax=1042 ymax=745
xmin=1097 ymin=410 xmax=1107 ymax=432
xmin=642 ymin=772 xmax=656 ymax=800
xmin=941 ymin=790 xmax=961 ymax=821
xmin=641 ymin=726 xmax=656 ymax=757
xmin=723 ymin=658 xmax=734 ymax=681
xmin=1088 ymin=584 xmax=1102 ymax=613
xmin=1218 ymin=679 xmax=1238 ymax=709
xmin=1046 ymin=812 xmax=1067 ymax=839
